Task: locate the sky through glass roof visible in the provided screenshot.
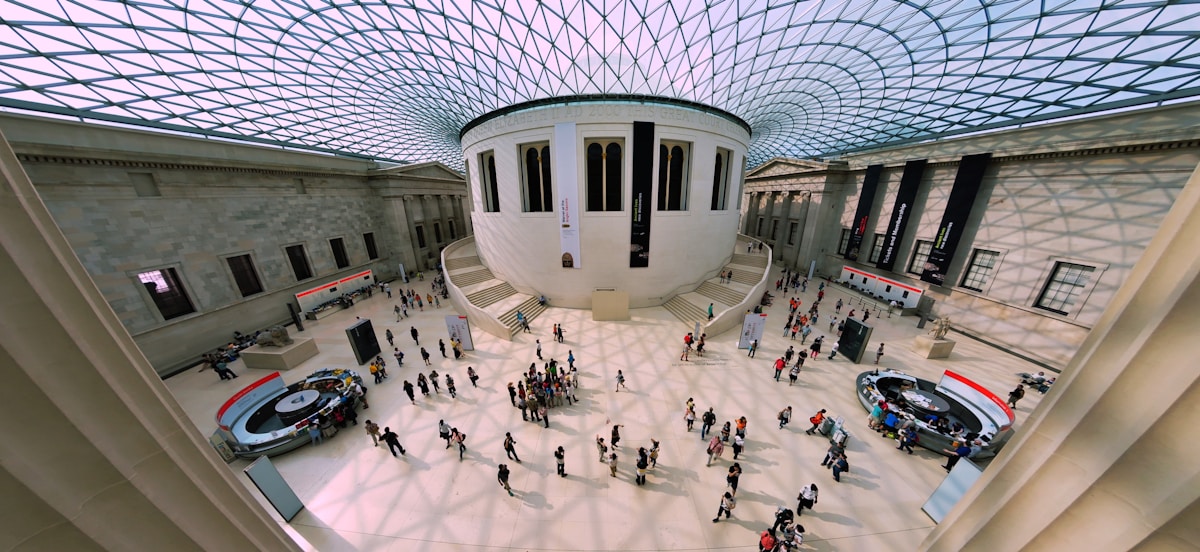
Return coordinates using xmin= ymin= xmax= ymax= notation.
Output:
xmin=0 ymin=0 xmax=1198 ymax=169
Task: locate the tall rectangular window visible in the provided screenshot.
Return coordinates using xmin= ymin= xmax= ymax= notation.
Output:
xmin=711 ymin=148 xmax=732 ymax=210
xmin=138 ymin=267 xmax=195 ymax=320
xmin=520 ymin=142 xmax=553 ymax=212
xmin=225 ymin=254 xmax=263 ymax=297
xmin=285 ymin=244 xmax=313 ymax=281
xmin=363 ymin=232 xmax=379 ymax=260
xmin=586 ymin=139 xmax=623 ymax=211
xmin=907 ymin=240 xmax=933 ymax=275
xmin=839 ymin=228 xmax=852 ymax=255
xmin=330 ymin=237 xmax=350 ymax=269
xmin=433 ymin=223 xmax=442 ymax=243
xmin=415 ymin=225 xmax=426 ymax=248
xmin=869 ymin=233 xmax=885 ymax=263
xmin=756 ymin=217 xmax=764 ymax=236
xmin=960 ymin=249 xmax=1000 ymax=292
xmin=479 ymin=151 xmax=500 ymax=212
xmin=657 ymin=140 xmax=691 ymax=211
xmin=770 ymin=219 xmax=779 ymax=240
xmin=449 ymin=220 xmax=457 ymax=240
xmin=1036 ymin=262 xmax=1096 ymax=315
xmin=787 ymin=222 xmax=799 ymax=245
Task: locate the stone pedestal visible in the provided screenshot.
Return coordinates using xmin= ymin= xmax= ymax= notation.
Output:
xmin=240 ymin=337 xmax=319 ymax=371
xmin=913 ymin=335 xmax=956 ymax=359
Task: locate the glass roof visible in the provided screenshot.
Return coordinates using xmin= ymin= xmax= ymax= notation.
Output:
xmin=0 ymin=0 xmax=1198 ymax=169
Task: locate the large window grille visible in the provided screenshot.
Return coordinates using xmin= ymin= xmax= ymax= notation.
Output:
xmin=330 ymin=237 xmax=349 ymax=269
xmin=586 ymin=140 xmax=622 ymax=211
xmin=138 ymin=267 xmax=195 ymax=320
xmin=787 ymin=222 xmax=799 ymax=246
xmin=363 ymin=232 xmax=379 ymax=260
xmin=869 ymin=233 xmax=885 ymax=263
xmin=521 ymin=142 xmax=553 ymax=212
xmin=479 ymin=151 xmax=500 ymax=212
xmin=415 ymin=225 xmax=427 ymax=248
xmin=839 ymin=228 xmax=851 ymax=255
xmin=907 ymin=240 xmax=933 ymax=275
xmin=1036 ymin=262 xmax=1096 ymax=315
xmin=225 ymin=254 xmax=263 ymax=297
xmin=960 ymin=249 xmax=1000 ymax=292
xmin=711 ymin=148 xmax=732 ymax=210
xmin=657 ymin=141 xmax=690 ymax=211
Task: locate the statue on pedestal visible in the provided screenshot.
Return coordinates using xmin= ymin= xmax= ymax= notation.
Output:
xmin=929 ymin=316 xmax=951 ymax=340
xmin=258 ymin=325 xmax=294 ymax=347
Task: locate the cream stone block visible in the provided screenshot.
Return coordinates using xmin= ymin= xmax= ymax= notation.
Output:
xmin=913 ymin=335 xmax=956 ymax=358
xmin=241 ymin=337 xmax=319 ymax=371
xmin=591 ymin=290 xmax=630 ymax=320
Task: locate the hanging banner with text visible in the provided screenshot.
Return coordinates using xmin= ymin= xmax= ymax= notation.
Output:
xmin=554 ymin=123 xmax=582 ymax=268
xmin=921 ymin=153 xmax=991 ymax=285
xmin=629 ymin=121 xmax=655 ymax=267
xmin=737 ymin=312 xmax=769 ymax=349
xmin=844 ymin=164 xmax=882 ymax=261
xmin=876 ymin=159 xmax=926 ymax=271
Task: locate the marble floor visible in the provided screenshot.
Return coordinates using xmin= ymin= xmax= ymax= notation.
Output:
xmin=165 ymin=275 xmax=1047 ymax=551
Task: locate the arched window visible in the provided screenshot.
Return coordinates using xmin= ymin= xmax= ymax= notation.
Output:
xmin=657 ymin=141 xmax=690 ymax=211
xmin=586 ymin=139 xmax=623 ymax=211
xmin=478 ymin=150 xmax=499 ymax=212
xmin=521 ymin=143 xmax=553 ymax=212
xmin=712 ymin=148 xmax=732 ymax=210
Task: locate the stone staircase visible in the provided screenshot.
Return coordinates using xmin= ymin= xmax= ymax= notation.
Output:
xmin=445 ymin=256 xmax=482 ymax=271
xmin=499 ymin=296 xmax=548 ymax=336
xmin=452 ymin=268 xmax=495 ymax=287
xmin=662 ymin=296 xmax=708 ymax=326
xmin=723 ymin=267 xmax=763 ymax=285
xmin=696 ymin=281 xmax=744 ymax=306
xmin=466 ymin=282 xmax=517 ymax=308
xmin=730 ymin=253 xmax=768 ymax=268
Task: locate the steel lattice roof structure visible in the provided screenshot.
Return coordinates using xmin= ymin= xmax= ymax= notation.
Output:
xmin=0 ymin=1 xmax=1198 ymax=169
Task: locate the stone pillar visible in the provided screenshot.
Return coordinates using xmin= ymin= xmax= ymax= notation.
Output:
xmin=923 ymin=161 xmax=1200 ymax=551
xmin=758 ymin=191 xmax=778 ymax=239
xmin=787 ymin=191 xmax=810 ymax=270
xmin=743 ymin=191 xmax=760 ymax=235
xmin=402 ymin=195 xmax=424 ymax=270
xmin=0 ymin=130 xmax=300 ymax=551
xmin=458 ymin=194 xmax=473 ymax=237
xmin=776 ymin=192 xmax=794 ymax=246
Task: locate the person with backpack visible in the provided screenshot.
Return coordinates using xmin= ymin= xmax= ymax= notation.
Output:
xmin=758 ymin=529 xmax=777 ymax=552
xmin=778 ymin=406 xmax=792 ymax=429
xmin=701 ymin=407 xmax=717 ymax=439
xmin=772 ymin=505 xmax=795 ymax=534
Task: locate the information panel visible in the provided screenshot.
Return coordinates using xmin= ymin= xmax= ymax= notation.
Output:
xmin=921 ymin=153 xmax=991 ymax=285
xmin=876 ymin=159 xmax=926 ymax=271
xmin=444 ymin=315 xmax=474 ymax=351
xmin=844 ymin=164 xmax=882 ymax=261
xmin=737 ymin=313 xmax=768 ymax=349
xmin=554 ymin=122 xmax=582 ymax=268
xmin=629 ymin=121 xmax=655 ymax=267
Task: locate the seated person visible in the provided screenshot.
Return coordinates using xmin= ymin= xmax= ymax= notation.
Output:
xmin=934 ymin=417 xmax=951 ymax=434
xmin=538 ymin=295 xmax=547 ymax=306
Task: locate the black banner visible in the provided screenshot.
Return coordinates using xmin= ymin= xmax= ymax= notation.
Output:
xmin=921 ymin=153 xmax=992 ymax=285
xmin=844 ymin=164 xmax=882 ymax=261
xmin=876 ymin=159 xmax=926 ymax=271
xmin=630 ymin=121 xmax=654 ymax=267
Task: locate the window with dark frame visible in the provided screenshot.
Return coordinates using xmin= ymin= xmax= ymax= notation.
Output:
xmin=433 ymin=223 xmax=442 ymax=243
xmin=449 ymin=220 xmax=457 ymax=240
xmin=711 ymin=148 xmax=732 ymax=210
xmin=787 ymin=222 xmax=799 ymax=245
xmin=285 ymin=244 xmax=313 ymax=281
xmin=756 ymin=217 xmax=764 ymax=236
xmin=1035 ymin=261 xmax=1096 ymax=315
xmin=907 ymin=240 xmax=933 ymax=275
xmin=960 ymin=249 xmax=1000 ymax=292
xmin=770 ymin=219 xmax=779 ymax=240
xmin=657 ymin=141 xmax=690 ymax=211
xmin=363 ymin=232 xmax=379 ymax=260
xmin=839 ymin=228 xmax=851 ymax=255
xmin=520 ymin=142 xmax=553 ymax=212
xmin=415 ymin=225 xmax=426 ymax=248
xmin=586 ymin=140 xmax=623 ymax=211
xmin=869 ymin=232 xmax=885 ymax=263
xmin=330 ymin=237 xmax=349 ymax=269
xmin=225 ymin=254 xmax=263 ymax=297
xmin=138 ymin=267 xmax=195 ymax=320
xmin=479 ymin=151 xmax=500 ymax=212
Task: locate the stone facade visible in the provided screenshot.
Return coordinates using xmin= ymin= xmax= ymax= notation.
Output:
xmin=0 ymin=114 xmax=467 ymax=376
xmin=742 ymin=101 xmax=1200 ymax=368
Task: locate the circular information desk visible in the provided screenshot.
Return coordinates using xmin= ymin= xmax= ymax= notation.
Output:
xmin=276 ymin=389 xmax=321 ymax=426
xmin=902 ymin=389 xmax=950 ymax=416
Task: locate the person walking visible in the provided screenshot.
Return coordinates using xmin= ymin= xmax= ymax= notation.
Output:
xmin=453 ymin=428 xmax=468 ymax=461
xmin=685 ymin=406 xmax=696 ymax=431
xmin=1008 ymin=384 xmax=1025 ymax=408
xmin=789 ymin=363 xmax=801 ymax=386
xmin=403 ymin=380 xmax=416 ymax=404
xmin=821 ymin=441 xmax=845 ymax=467
xmin=385 ymin=328 xmax=394 ymax=347
xmin=809 ymin=336 xmax=823 ymax=362
xmin=536 ymin=339 xmax=543 ymax=360
xmin=778 ymin=406 xmax=792 ymax=429
xmin=380 ymin=427 xmax=406 ymax=457
xmin=831 ymin=453 xmax=850 ymax=482
xmin=827 ymin=341 xmax=840 ymax=360
xmin=732 ymin=433 xmax=745 ymax=459
xmin=555 ymin=446 xmax=567 ymax=477
xmin=772 ymin=506 xmax=795 ymax=535
xmin=410 ymin=326 xmax=419 ymax=345
xmin=806 ymin=409 xmax=827 ymax=435
xmin=438 ymin=339 xmax=447 ymax=358
xmin=608 ymin=452 xmax=619 ymax=477
xmin=875 ymin=343 xmax=885 ymax=364
xmin=420 ymin=347 xmax=431 ymax=366
xmin=635 ymin=448 xmax=649 ymax=486
xmin=796 ymin=483 xmax=819 ymax=517
xmin=611 ymin=424 xmax=624 ymax=449
xmin=708 ymin=303 xmax=714 ymax=320
xmin=428 ymin=370 xmax=441 ymax=394
xmin=567 ymin=350 xmax=575 ymax=369
xmin=649 ymin=439 xmax=660 ymax=468
xmin=942 ymin=442 xmax=971 ymax=471
xmin=706 ymin=435 xmax=725 ymax=466
xmin=468 ymin=366 xmax=479 ymax=388
xmin=897 ymin=426 xmax=919 ymax=454
xmin=394 ymin=304 xmax=402 ymax=322
xmin=701 ymin=407 xmax=717 ymax=440
xmin=615 ymin=370 xmax=629 ymax=392
xmin=712 ymin=492 xmax=736 ymax=522
xmin=747 ymin=339 xmax=758 ymax=358
xmin=364 ymin=420 xmax=381 ymax=446
xmin=308 ymin=423 xmax=322 ymax=446
xmin=445 ymin=374 xmax=457 ymax=398
xmin=503 ymin=432 xmax=521 ymax=462
xmin=497 ymin=464 xmax=513 ymax=496
xmin=596 ymin=436 xmax=609 ymax=462
xmin=773 ymin=357 xmax=786 ymax=381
